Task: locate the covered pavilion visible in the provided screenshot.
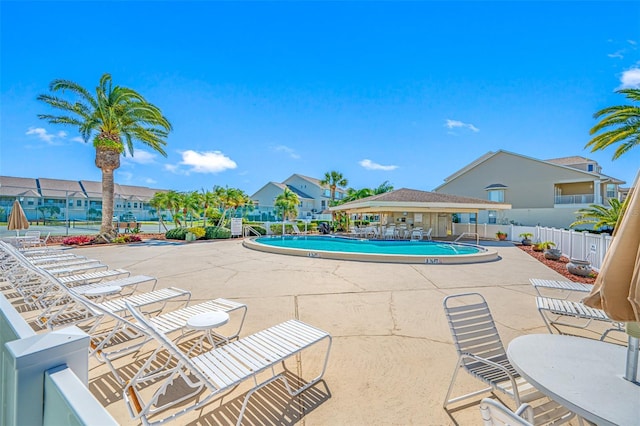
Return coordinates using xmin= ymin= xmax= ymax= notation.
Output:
xmin=329 ymin=188 xmax=511 ymax=238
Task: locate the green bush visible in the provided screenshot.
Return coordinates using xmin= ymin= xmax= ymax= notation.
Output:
xmin=204 ymin=226 xmax=231 ymax=239
xmin=187 ymin=227 xmax=206 ymax=239
xmin=165 ymin=227 xmax=188 ymax=240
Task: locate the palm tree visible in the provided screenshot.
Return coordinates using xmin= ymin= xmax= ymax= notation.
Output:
xmin=373 ymin=180 xmax=394 ymax=195
xmin=275 ymin=187 xmax=300 ymax=222
xmin=586 ymin=88 xmax=640 ymax=160
xmin=179 ymin=191 xmax=201 ymax=227
xmin=214 ymin=186 xmax=252 ymax=227
xmin=570 ymin=198 xmax=624 ymax=231
xmin=37 ymin=73 xmax=172 ymax=238
xmin=320 ymin=171 xmax=348 ymax=202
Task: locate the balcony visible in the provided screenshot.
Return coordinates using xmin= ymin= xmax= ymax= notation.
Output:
xmin=554 ymin=194 xmax=599 ymax=205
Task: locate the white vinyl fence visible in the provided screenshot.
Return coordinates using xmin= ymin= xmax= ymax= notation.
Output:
xmin=452 ymin=223 xmax=612 ymax=271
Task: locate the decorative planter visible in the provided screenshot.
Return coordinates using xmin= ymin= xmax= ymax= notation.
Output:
xmin=544 ymin=248 xmax=562 ymax=261
xmin=521 ymin=239 xmax=532 ymax=246
xmin=567 ymin=258 xmax=592 ymax=277
xmin=185 ymin=232 xmax=196 ymax=242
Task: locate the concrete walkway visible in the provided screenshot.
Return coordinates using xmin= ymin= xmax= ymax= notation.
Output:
xmin=75 ymin=238 xmax=584 ymax=425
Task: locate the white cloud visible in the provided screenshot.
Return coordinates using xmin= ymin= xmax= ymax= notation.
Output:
xmin=126 ymin=149 xmax=157 ymax=165
xmin=26 ymin=127 xmax=58 ymax=143
xmin=628 ymin=39 xmax=637 ymax=45
xmin=445 ymin=119 xmax=479 ymax=133
xmin=359 ymin=159 xmax=398 ymax=171
xmin=144 ymin=178 xmax=157 ymax=184
xmin=71 ymin=136 xmax=85 ymax=143
xmin=167 ymin=150 xmax=237 ymax=174
xmin=272 ymin=145 xmax=300 ymax=159
xmin=620 ymin=68 xmax=640 ymax=88
xmin=608 ymin=51 xmax=624 ymax=59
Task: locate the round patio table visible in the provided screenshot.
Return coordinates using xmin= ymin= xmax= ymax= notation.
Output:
xmin=507 ymin=334 xmax=640 ymax=426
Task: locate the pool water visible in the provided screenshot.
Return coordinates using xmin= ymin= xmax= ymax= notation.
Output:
xmin=254 ymin=236 xmax=481 ymax=256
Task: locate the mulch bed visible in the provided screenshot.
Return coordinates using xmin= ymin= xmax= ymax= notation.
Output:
xmin=47 ymin=233 xmax=167 ymax=246
xmin=518 ymin=245 xmax=597 ymax=284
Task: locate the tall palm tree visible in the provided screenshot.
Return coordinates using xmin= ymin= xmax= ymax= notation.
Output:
xmin=275 ymin=187 xmax=300 ymax=222
xmin=37 ymin=73 xmax=172 ymax=237
xmin=320 ymin=171 xmax=348 ymax=202
xmin=570 ymin=198 xmax=624 ymax=231
xmin=586 ymin=88 xmax=640 ymax=160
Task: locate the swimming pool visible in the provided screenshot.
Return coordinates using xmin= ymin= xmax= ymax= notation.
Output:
xmin=243 ymin=236 xmax=499 ymax=264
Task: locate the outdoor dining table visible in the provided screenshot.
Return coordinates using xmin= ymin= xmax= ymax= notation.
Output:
xmin=507 ymin=334 xmax=640 ymax=426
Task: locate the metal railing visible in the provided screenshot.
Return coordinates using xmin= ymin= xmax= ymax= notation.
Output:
xmin=454 ymin=232 xmax=479 ymax=245
xmin=554 ymin=194 xmax=597 ymax=204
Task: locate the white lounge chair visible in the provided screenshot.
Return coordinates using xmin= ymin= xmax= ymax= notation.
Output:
xmin=535 ymin=296 xmax=625 ymax=340
xmin=123 ymin=302 xmax=332 ymax=426
xmin=529 ymin=278 xmax=591 ymax=299
xmin=65 ymin=288 xmax=247 ymax=384
xmin=443 ymin=293 xmax=575 ymax=425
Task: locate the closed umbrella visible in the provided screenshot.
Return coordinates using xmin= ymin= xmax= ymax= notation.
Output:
xmin=583 ymin=169 xmax=640 ymax=382
xmin=7 ymin=199 xmax=29 ymax=236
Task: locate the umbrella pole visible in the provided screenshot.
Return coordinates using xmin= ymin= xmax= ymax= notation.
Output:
xmin=625 ymin=322 xmax=640 ymax=384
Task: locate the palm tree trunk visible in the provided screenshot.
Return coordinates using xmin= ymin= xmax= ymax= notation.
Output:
xmin=95 ymin=145 xmax=120 ymax=236
xmin=100 ymin=168 xmax=115 ymax=235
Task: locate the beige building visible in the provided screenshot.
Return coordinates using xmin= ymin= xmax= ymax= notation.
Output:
xmin=330 ymin=188 xmax=510 ymax=238
xmin=250 ymin=174 xmax=347 ymax=220
xmin=433 ymin=150 xmax=626 ymax=228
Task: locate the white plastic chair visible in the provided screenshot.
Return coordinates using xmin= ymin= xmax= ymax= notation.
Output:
xmin=480 ymin=398 xmax=534 ymax=425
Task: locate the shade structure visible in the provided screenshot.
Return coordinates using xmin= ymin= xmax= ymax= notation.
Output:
xmin=583 ymin=170 xmax=640 ymax=322
xmin=7 ymin=199 xmax=29 ymax=235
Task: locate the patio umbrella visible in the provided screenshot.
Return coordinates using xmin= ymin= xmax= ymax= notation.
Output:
xmin=583 ymin=169 xmax=640 ymax=382
xmin=7 ymin=199 xmax=29 ymax=236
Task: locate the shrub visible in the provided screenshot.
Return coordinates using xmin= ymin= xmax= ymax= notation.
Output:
xmin=165 ymin=228 xmax=188 ymax=240
xmin=62 ymin=235 xmax=93 ymax=245
xmin=112 ymin=234 xmax=142 ymax=244
xmin=204 ymin=226 xmax=231 ymax=239
xmin=186 ymin=227 xmax=206 ymax=239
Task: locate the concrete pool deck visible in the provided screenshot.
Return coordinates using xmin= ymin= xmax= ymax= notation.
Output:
xmin=72 ymin=238 xmax=605 ymax=425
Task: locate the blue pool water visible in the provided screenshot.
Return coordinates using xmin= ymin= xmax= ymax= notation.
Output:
xmin=254 ymin=236 xmax=482 ymax=256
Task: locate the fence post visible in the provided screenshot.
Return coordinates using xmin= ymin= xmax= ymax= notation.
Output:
xmin=3 ymin=326 xmax=89 ymax=426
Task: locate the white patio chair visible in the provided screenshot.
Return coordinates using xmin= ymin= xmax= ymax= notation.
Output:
xmin=123 ymin=302 xmax=332 ymax=426
xmin=384 ymin=226 xmax=396 ymax=239
xmin=410 ymin=227 xmax=423 ymax=241
xmin=424 ymin=227 xmax=433 ymax=241
xmin=480 ymin=398 xmax=534 ymax=426
xmin=443 ymin=293 xmax=575 ymax=425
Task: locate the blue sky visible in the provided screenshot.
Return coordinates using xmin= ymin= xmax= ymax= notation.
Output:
xmin=1 ymin=1 xmax=639 ymax=195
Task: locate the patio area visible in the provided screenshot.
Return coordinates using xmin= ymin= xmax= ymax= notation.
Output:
xmin=60 ymin=237 xmax=613 ymax=425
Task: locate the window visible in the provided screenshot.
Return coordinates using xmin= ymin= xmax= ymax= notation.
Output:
xmin=321 ymin=200 xmax=326 ymax=209
xmin=324 ymin=189 xmax=331 ymax=197
xmin=488 ymin=210 xmax=497 ymax=224
xmin=77 ymin=200 xmax=82 ymax=207
xmin=487 ymin=190 xmax=505 ymax=202
xmin=469 ymin=214 xmax=477 ymax=223
xmin=134 ymin=202 xmax=138 ymax=208
xmin=606 ymin=184 xmax=616 ymax=198
xmin=587 ymin=164 xmax=594 ymax=172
